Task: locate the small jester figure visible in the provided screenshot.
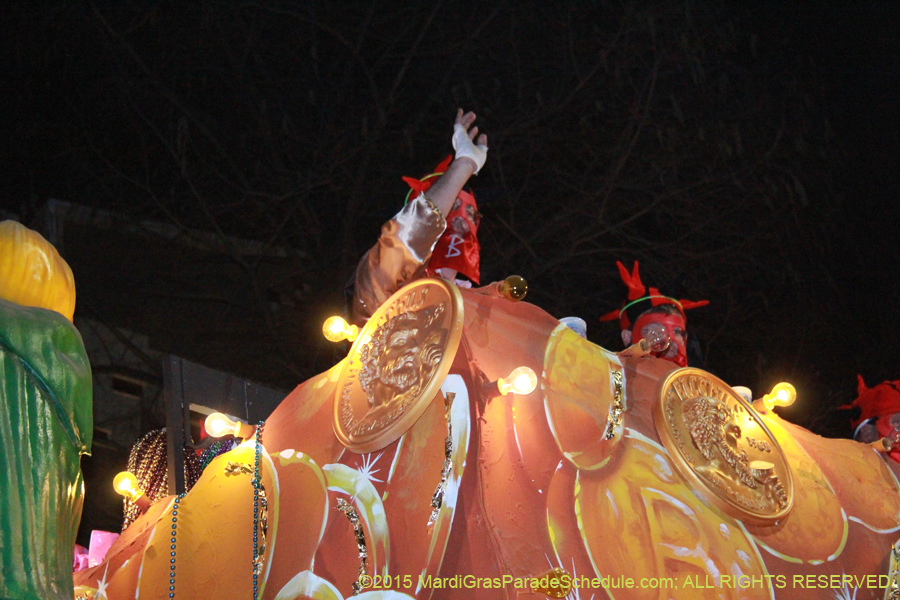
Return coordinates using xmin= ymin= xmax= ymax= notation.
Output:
xmin=600 ymin=260 xmax=708 ymax=367
xmin=0 ymin=220 xmax=92 ymax=600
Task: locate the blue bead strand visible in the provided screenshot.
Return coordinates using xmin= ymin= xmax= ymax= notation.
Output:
xmin=169 ymin=492 xmax=185 ymax=598
xmin=252 ymin=421 xmax=266 ymax=600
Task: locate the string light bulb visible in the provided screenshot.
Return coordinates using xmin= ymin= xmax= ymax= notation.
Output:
xmin=640 ymin=322 xmax=670 ymax=354
xmin=497 ymin=366 xmax=538 ymax=396
xmin=113 ymin=471 xmax=151 ymax=512
xmin=620 ymin=324 xmax=670 ymax=359
xmin=871 ymin=436 xmax=896 ymax=453
xmin=113 ymin=472 xmax=141 ymax=501
xmin=204 ymin=412 xmax=256 ymax=439
xmin=871 ymin=428 xmax=900 ymax=453
xmin=323 ymin=316 xmax=359 ymax=342
xmin=761 ymin=382 xmax=797 ymax=410
xmin=497 ymin=275 xmax=528 ymax=302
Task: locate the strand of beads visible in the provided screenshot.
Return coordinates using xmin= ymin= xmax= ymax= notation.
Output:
xmin=336 ymin=498 xmax=368 ymax=596
xmin=164 ymin=422 xmax=267 ymax=599
xmin=428 ymin=392 xmax=455 ymax=526
xmin=252 ymin=421 xmax=267 ymax=600
xmin=123 ymin=430 xmax=167 ymax=530
xmin=124 ymin=430 xmax=205 ymax=531
xmin=168 ymin=492 xmax=185 ymax=598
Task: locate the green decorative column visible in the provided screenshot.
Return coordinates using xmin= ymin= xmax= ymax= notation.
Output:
xmin=0 ymin=298 xmax=92 ymax=600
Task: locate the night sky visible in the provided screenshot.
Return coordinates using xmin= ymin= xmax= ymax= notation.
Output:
xmin=2 ymin=0 xmax=898 ymax=444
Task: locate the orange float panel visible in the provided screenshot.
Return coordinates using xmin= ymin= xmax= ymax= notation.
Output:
xmin=77 ymin=284 xmax=900 ymax=600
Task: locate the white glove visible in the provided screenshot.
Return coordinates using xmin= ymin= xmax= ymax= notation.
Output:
xmin=452 ymin=123 xmax=488 ymax=175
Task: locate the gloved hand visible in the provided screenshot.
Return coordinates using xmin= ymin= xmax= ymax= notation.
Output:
xmin=452 ymin=122 xmax=488 ymax=175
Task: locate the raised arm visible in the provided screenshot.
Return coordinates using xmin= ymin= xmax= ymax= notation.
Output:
xmin=349 ymin=109 xmax=488 ymax=324
xmin=426 ymin=109 xmax=488 ymax=217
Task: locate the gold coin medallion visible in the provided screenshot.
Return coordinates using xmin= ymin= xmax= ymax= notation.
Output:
xmin=334 ymin=279 xmax=464 ymax=453
xmin=654 ymin=368 xmax=794 ymax=524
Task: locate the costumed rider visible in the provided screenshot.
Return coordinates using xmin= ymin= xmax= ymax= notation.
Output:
xmin=600 ymin=260 xmax=708 ymax=367
xmin=840 ymin=375 xmax=900 ymax=464
xmin=0 ymin=220 xmax=92 ymax=600
xmin=402 ymin=154 xmax=481 ymax=289
xmin=350 ymin=108 xmax=487 ymax=325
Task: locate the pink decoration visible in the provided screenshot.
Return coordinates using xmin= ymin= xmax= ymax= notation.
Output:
xmin=88 ymin=530 xmax=119 ymax=567
xmin=73 ymin=544 xmax=89 ymax=573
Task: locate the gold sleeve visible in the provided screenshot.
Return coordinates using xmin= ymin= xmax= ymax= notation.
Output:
xmin=350 ymin=194 xmax=446 ymax=324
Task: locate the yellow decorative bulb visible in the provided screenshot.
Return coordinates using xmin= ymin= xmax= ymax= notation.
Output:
xmin=113 ymin=471 xmax=142 ymax=502
xmin=763 ymin=382 xmax=796 ymax=410
xmin=323 ymin=315 xmax=358 ymax=342
xmin=205 ymin=412 xmax=239 ymax=438
xmin=498 ymin=366 xmax=538 ymax=396
xmin=204 ymin=412 xmax=255 ymax=439
xmin=497 ymin=275 xmax=528 ymax=301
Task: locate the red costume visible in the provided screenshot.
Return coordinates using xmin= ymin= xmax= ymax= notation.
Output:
xmin=600 ymin=260 xmax=707 ymax=366
xmin=403 ymin=156 xmax=481 ymax=284
xmin=842 ymin=375 xmax=900 ymax=463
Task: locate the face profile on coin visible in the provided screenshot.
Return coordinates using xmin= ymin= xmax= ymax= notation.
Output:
xmin=335 ymin=279 xmax=464 ymax=453
xmin=654 ymin=368 xmax=794 ymax=524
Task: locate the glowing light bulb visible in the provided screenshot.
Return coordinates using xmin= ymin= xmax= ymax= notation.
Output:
xmin=113 ymin=471 xmax=151 ymax=512
xmin=762 ymin=382 xmax=796 ymax=410
xmin=113 ymin=472 xmax=142 ymax=501
xmin=205 ymin=412 xmax=239 ymax=438
xmin=498 ymin=366 xmax=538 ymax=396
xmin=497 ymin=275 xmax=528 ymax=302
xmin=204 ymin=412 xmax=256 ymax=440
xmin=204 ymin=412 xmax=256 ymax=439
xmin=323 ymin=316 xmax=359 ymax=342
xmin=640 ymin=323 xmax=670 ymax=354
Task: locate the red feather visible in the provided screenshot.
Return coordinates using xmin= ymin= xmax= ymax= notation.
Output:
xmin=433 ymin=155 xmax=453 ymax=174
xmin=679 ymin=299 xmax=709 ymax=310
xmin=402 ymin=176 xmax=429 ymax=193
xmin=616 ymin=261 xmax=645 ymax=300
xmin=599 ymin=309 xmax=621 ymax=322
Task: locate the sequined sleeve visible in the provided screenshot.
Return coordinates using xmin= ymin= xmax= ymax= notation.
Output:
xmin=351 ymin=194 xmax=446 ymax=324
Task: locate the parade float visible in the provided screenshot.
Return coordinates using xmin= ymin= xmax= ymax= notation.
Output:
xmin=3 ymin=219 xmax=900 ymax=600
xmin=64 ymin=275 xmax=900 ymax=600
